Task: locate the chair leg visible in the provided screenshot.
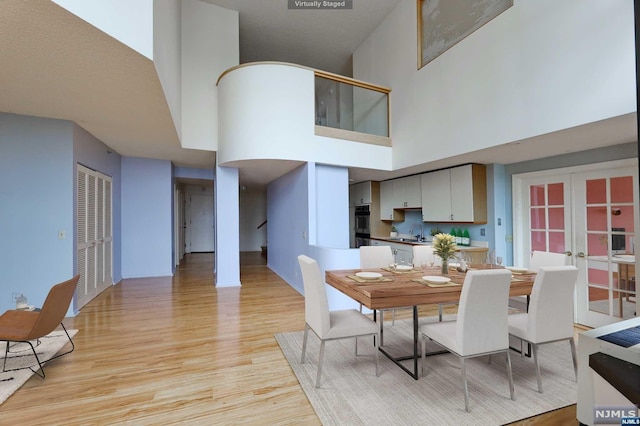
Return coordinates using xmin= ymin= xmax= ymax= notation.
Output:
xmin=391 ymin=309 xmax=396 ymax=325
xmin=420 ymin=335 xmax=426 ymax=377
xmin=315 ymin=340 xmax=325 ymax=388
xmin=2 ymin=341 xmax=9 ymax=373
xmin=374 ymin=332 xmax=380 ymax=377
xmin=532 ymin=343 xmax=543 ymax=393
xmin=438 ymin=304 xmax=443 ymax=322
xmin=301 ymin=323 xmax=309 ymax=364
xmin=461 ymin=357 xmax=470 ymax=412
xmin=569 ymin=338 xmax=578 ymax=380
xmin=505 ymin=351 xmax=515 ymax=401
xmin=354 ymin=336 xmax=358 ymax=355
xmin=379 ymin=310 xmax=385 ymax=346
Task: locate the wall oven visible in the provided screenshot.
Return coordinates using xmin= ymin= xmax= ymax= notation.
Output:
xmin=354 ymin=205 xmax=370 ymax=247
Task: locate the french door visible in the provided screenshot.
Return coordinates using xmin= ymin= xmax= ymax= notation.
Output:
xmin=513 ymin=159 xmax=639 ymax=328
xmin=77 ymin=165 xmax=113 ymax=309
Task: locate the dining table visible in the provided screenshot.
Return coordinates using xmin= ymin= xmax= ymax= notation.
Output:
xmin=325 ymin=264 xmax=537 ymax=380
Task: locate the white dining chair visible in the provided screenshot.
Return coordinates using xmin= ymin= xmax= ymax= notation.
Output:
xmin=412 ymin=245 xmax=451 ymax=321
xmin=298 ymin=255 xmax=380 ymax=388
xmin=508 ymin=265 xmax=578 ymax=393
xmin=509 ymin=251 xmax=568 ymax=311
xmin=359 ymin=245 xmax=405 ymax=339
xmin=359 ymin=245 xmax=394 ymax=269
xmin=420 ymin=269 xmax=514 ymax=412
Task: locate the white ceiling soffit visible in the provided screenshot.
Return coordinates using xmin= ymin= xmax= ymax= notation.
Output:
xmin=348 ymin=113 xmax=638 ymax=183
xmin=0 ymin=0 xmax=214 ymax=169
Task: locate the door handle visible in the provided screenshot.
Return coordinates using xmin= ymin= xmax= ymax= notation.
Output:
xmin=576 ymin=252 xmax=586 ymax=258
xmin=564 ymin=251 xmax=572 ymax=257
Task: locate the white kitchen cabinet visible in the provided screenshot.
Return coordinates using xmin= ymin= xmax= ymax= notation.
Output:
xmin=421 ymin=164 xmax=487 ymax=223
xmin=379 ymin=180 xmax=396 ymax=220
xmin=379 ymin=175 xmax=421 ymax=221
xmin=349 ymin=181 xmax=372 ymax=207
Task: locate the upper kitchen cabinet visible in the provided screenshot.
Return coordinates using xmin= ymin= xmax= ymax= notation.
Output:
xmin=349 ymin=181 xmax=372 ymax=206
xmin=379 ymin=175 xmax=421 ymax=221
xmin=421 ymin=164 xmax=487 ymax=223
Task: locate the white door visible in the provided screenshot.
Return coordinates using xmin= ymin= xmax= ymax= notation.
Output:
xmin=574 ymin=167 xmax=639 ymax=327
xmin=189 ymin=194 xmax=214 ymax=252
xmin=77 ymin=165 xmax=113 ymax=309
xmin=513 ymin=159 xmax=639 ymax=328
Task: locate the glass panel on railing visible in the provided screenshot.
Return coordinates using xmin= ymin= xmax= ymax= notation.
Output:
xmin=314 ymin=75 xmax=388 ymax=137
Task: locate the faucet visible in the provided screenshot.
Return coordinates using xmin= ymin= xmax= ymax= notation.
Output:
xmin=409 ymin=223 xmax=423 ymax=241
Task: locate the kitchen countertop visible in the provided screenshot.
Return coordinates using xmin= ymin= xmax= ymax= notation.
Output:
xmin=370 ymin=236 xmax=488 ymax=251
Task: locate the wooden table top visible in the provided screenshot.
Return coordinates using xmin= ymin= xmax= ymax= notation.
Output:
xmin=325 ymin=265 xmax=536 ymax=310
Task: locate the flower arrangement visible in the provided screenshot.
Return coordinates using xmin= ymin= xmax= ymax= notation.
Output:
xmin=432 ymin=233 xmax=457 ymax=261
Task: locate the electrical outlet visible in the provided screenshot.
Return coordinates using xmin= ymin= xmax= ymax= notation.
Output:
xmin=506 ymin=234 xmax=513 ymax=243
xmin=480 ymin=228 xmax=485 ymax=236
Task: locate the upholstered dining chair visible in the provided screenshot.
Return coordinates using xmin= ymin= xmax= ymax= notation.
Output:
xmin=420 ymin=269 xmax=514 ymax=412
xmin=413 ymin=245 xmax=452 ymax=321
xmin=298 ymin=255 xmax=379 ymax=388
xmin=359 ymin=244 xmax=399 ymax=322
xmin=0 ymin=275 xmax=80 ymax=379
xmin=509 ymin=250 xmax=568 ymax=311
xmin=507 ymin=265 xmax=579 ymax=393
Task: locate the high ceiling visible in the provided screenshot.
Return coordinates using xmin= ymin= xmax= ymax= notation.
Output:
xmin=0 ymin=1 xmax=636 ymax=188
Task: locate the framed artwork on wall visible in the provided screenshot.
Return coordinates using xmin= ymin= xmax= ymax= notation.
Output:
xmin=417 ymin=0 xmax=513 ymax=69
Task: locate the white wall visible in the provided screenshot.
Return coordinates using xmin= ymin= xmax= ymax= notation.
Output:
xmin=217 ymin=63 xmax=392 ymax=171
xmin=181 ymin=0 xmax=239 ymax=151
xmin=353 ymin=0 xmax=636 ymax=170
xmin=153 ymin=0 xmax=182 ymax=140
xmin=52 ymin=0 xmax=153 ymax=59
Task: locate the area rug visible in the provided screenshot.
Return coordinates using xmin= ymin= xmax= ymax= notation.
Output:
xmin=0 ymin=329 xmax=78 ymax=405
xmin=275 ymin=318 xmax=576 ymax=426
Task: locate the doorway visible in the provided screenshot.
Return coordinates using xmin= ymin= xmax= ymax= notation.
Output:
xmin=513 ymin=159 xmax=639 ymax=328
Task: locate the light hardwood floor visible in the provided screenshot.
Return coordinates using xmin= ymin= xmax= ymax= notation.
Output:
xmin=1 ymin=253 xmax=579 ymax=425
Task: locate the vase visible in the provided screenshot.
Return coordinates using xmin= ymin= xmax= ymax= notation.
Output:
xmin=441 ymin=259 xmax=448 ymax=275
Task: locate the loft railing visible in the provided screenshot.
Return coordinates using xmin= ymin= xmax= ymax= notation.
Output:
xmin=314 ymin=70 xmax=390 ymax=146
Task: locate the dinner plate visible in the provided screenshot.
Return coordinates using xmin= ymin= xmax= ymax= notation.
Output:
xmin=422 ymin=276 xmax=451 ymax=284
xmin=505 ymin=266 xmax=529 ymax=274
xmin=395 ymin=265 xmax=413 ymax=271
xmin=355 ymin=271 xmax=383 ymax=280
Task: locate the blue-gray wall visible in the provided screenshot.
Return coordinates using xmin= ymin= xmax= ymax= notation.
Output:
xmin=121 ymin=157 xmax=173 ymax=278
xmin=0 ymin=113 xmax=75 ymax=314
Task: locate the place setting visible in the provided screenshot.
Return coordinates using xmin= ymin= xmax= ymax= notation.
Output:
xmin=347 ymin=271 xmax=393 ymax=284
xmin=412 ymin=275 xmax=462 ymax=287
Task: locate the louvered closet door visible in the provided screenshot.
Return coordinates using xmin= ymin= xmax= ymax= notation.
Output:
xmin=77 ymin=165 xmax=113 ymax=309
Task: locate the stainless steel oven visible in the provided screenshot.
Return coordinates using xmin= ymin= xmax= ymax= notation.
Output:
xmin=354 ymin=205 xmax=370 ymax=235
xmin=354 ymin=205 xmax=370 ymax=247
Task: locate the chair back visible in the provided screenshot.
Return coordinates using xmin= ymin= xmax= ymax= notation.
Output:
xmin=412 ymin=245 xmax=441 ymax=267
xmin=456 ymin=269 xmax=512 ymax=355
xmin=529 ymin=251 xmax=567 ymax=272
xmin=359 ymin=245 xmax=394 ymax=269
xmin=298 ymin=255 xmax=331 ymax=338
xmin=526 ymin=266 xmax=578 ymax=342
xmin=26 ymin=275 xmax=80 ymax=340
